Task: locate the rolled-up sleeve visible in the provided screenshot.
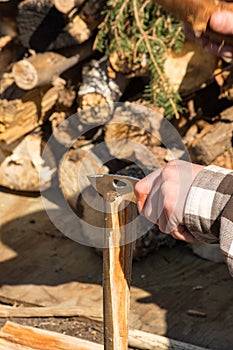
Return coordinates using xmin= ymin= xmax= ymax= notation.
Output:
xmin=184 ymin=165 xmax=233 ymax=275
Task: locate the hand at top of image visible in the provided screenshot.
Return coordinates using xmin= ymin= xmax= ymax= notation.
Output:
xmin=184 ymin=10 xmax=233 ymax=59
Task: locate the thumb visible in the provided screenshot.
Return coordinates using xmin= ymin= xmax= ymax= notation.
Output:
xmin=210 ymin=11 xmax=233 ymax=35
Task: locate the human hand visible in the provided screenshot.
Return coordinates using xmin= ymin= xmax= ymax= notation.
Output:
xmin=135 ymin=160 xmax=204 ymax=242
xmin=184 ymin=10 xmax=233 ymax=59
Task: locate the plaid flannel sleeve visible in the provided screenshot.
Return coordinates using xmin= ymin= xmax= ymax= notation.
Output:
xmin=184 ymin=165 xmax=233 ymax=275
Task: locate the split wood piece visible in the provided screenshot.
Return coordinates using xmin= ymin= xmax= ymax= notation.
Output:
xmin=59 ymin=147 xmax=108 ymax=211
xmin=103 ymin=195 xmax=137 ymax=350
xmin=0 ymin=132 xmax=56 ymax=191
xmin=188 ymin=119 xmax=233 ymax=165
xmin=0 ymin=321 xmax=211 ymax=350
xmin=0 ymin=321 xmax=103 ymax=350
xmin=105 ymin=103 xmax=163 ymax=161
xmin=78 ymin=57 xmax=129 ymax=124
xmin=153 ymin=0 xmax=233 ymax=46
xmin=12 ymin=40 xmax=93 ymax=90
xmin=0 ymin=305 xmax=102 ymax=321
xmin=164 ymin=40 xmax=217 ymax=95
xmin=0 ymin=85 xmax=60 ymax=144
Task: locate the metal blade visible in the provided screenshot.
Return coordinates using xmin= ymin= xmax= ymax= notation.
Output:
xmin=87 ymin=174 xmax=139 ymax=202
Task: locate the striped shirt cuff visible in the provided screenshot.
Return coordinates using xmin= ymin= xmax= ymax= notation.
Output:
xmin=184 ymin=165 xmax=233 ymax=243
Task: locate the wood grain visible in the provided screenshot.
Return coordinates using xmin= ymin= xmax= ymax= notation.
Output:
xmin=103 ymin=197 xmax=137 ymax=350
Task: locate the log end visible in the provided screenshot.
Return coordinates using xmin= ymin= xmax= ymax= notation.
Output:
xmin=53 ymin=0 xmax=76 ymax=14
xmin=12 ymin=60 xmax=38 ymax=90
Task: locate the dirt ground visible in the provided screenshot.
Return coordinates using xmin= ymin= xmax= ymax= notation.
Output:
xmin=1 ymin=186 xmax=233 ymax=349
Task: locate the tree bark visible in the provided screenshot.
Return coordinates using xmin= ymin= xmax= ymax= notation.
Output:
xmin=17 ymin=0 xmax=107 ymax=50
xmin=78 ymin=57 xmax=129 ymax=124
xmin=17 ymin=0 xmax=68 ymax=51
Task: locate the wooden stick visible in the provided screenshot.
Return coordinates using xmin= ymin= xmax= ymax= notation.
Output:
xmin=0 ymin=305 xmax=102 ymax=321
xmin=12 ymin=40 xmax=93 ymax=90
xmin=103 ymin=196 xmax=136 ymax=350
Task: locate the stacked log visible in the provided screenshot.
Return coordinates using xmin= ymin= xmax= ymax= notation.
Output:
xmin=0 ymin=0 xmax=102 ymax=191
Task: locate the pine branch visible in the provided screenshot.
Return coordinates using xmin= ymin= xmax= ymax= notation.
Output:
xmin=95 ymin=0 xmax=184 ymax=119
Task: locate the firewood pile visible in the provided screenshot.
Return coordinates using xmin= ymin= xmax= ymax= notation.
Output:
xmin=0 ymin=0 xmax=232 ymax=195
